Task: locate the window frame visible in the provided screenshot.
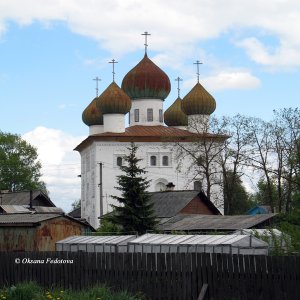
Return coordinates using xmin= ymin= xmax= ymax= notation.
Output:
xmin=134 ymin=109 xmax=139 ymax=122
xmin=147 ymin=108 xmax=153 ymax=122
xmin=150 ymin=155 xmax=157 ymax=166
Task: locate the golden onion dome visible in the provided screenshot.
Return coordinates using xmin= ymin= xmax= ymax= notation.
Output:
xmin=82 ymin=97 xmax=103 ymax=126
xmin=182 ymin=82 xmax=216 ymax=115
xmin=97 ymin=82 xmax=131 ymax=114
xmin=164 ymin=97 xmax=188 ymax=126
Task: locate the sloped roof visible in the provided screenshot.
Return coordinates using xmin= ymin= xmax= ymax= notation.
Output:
xmin=74 ymin=125 xmax=228 ymax=151
xmin=150 ymin=190 xmax=221 ymax=218
xmin=0 ymin=213 xmax=94 ymax=230
xmin=0 ymin=190 xmax=55 ymax=206
xmin=0 ymin=205 xmax=63 ymax=214
xmin=68 ymin=207 xmax=81 ymax=218
xmin=160 ymin=214 xmax=277 ymax=231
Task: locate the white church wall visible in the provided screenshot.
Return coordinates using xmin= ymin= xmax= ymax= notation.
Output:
xmin=80 ymin=140 xmax=224 ymax=229
xmin=129 ymin=99 xmax=163 ymax=126
xmin=103 ymin=114 xmax=125 ymax=133
xmin=89 ymin=125 xmax=104 ymax=135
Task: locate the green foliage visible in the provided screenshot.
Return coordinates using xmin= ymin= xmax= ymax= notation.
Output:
xmin=0 ymin=282 xmax=140 ymax=299
xmin=275 ymin=211 xmax=300 ymax=252
xmin=252 ymin=229 xmax=293 ymax=256
xmin=96 ymin=219 xmax=122 ymax=235
xmin=223 ymin=171 xmax=254 ymax=215
xmin=0 ymin=131 xmax=46 ymax=193
xmin=106 ymin=143 xmax=157 ymax=235
xmin=253 ymin=178 xmax=279 ymax=207
xmin=71 ymin=199 xmax=81 ymax=210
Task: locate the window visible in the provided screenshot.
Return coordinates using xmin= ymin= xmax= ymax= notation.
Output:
xmin=194 ymin=181 xmax=202 ymax=191
xmin=159 ymin=109 xmax=163 ymax=122
xmin=147 ymin=108 xmax=153 ymax=122
xmin=117 ymin=156 xmax=123 ymax=167
xmin=128 ymin=112 xmax=130 ymax=124
xmin=162 ymin=155 xmax=169 ymax=166
xmin=134 ymin=109 xmax=139 ymax=122
xmin=150 ymin=155 xmax=157 ymax=166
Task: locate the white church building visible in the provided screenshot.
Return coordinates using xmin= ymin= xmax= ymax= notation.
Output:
xmin=75 ymin=48 xmax=226 ymax=229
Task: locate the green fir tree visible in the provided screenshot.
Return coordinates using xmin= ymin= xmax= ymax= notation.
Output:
xmin=106 ymin=143 xmax=157 ymax=235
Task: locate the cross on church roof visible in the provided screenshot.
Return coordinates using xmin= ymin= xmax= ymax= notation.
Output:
xmin=175 ymin=77 xmax=183 ymax=98
xmin=109 ymin=59 xmax=118 ymax=82
xmin=141 ymin=31 xmax=151 ymax=54
xmin=93 ymin=76 xmax=101 ymax=97
xmin=193 ymin=60 xmax=203 ymax=83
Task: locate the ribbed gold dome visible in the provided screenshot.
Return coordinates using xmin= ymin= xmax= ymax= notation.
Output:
xmin=164 ymin=97 xmax=188 ymax=126
xmin=182 ymin=82 xmax=216 ymax=115
xmin=82 ymin=97 xmax=103 ymax=126
xmin=97 ymin=82 xmax=131 ymax=114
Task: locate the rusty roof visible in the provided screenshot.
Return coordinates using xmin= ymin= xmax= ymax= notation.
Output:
xmin=75 ymin=125 xmax=228 ymax=151
xmin=160 ymin=214 xmax=277 ymax=231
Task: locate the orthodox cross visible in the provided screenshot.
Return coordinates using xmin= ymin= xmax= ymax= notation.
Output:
xmin=93 ymin=76 xmax=101 ymax=97
xmin=175 ymin=77 xmax=183 ymax=98
xmin=193 ymin=60 xmax=203 ymax=83
xmin=141 ymin=31 xmax=151 ymax=54
xmin=109 ymin=59 xmax=118 ymax=82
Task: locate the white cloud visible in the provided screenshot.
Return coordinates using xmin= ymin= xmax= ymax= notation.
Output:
xmin=1 ymin=0 xmax=300 ymax=69
xmin=22 ymin=127 xmax=84 ymax=212
xmin=237 ymin=37 xmax=300 ymax=69
xmin=183 ymin=71 xmax=261 ymax=92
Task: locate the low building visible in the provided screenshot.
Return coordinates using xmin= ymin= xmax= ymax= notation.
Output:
xmin=160 ymin=213 xmax=277 ymax=233
xmin=150 ymin=190 xmax=221 ymax=224
xmin=0 ymin=213 xmax=94 ymax=251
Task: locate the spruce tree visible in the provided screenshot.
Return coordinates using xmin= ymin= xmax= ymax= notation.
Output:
xmin=106 ymin=142 xmax=157 ymax=235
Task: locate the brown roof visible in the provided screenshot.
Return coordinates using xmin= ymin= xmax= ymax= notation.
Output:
xmin=75 ymin=125 xmax=228 ymax=151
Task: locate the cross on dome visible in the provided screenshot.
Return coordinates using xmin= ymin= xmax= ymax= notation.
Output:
xmin=141 ymin=31 xmax=151 ymax=54
xmin=193 ymin=60 xmax=203 ymax=83
xmin=175 ymin=76 xmax=183 ymax=98
xmin=109 ymin=59 xmax=118 ymax=82
xmin=93 ymin=76 xmax=101 ymax=97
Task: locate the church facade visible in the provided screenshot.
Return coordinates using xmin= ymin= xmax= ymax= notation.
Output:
xmin=75 ymin=52 xmax=226 ymax=229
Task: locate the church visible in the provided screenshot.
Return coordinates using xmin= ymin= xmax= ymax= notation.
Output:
xmin=75 ymin=35 xmax=226 ymax=229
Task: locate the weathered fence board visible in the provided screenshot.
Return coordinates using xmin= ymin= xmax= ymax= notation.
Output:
xmin=0 ymin=252 xmax=300 ymax=299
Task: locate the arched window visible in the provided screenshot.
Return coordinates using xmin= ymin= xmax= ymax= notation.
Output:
xmin=155 ymin=182 xmax=166 ymax=191
xmin=150 ymin=155 xmax=157 ymax=166
xmin=117 ymin=156 xmax=123 ymax=167
xmin=134 ymin=109 xmax=139 ymax=122
xmin=159 ymin=109 xmax=163 ymax=122
xmin=162 ymin=155 xmax=169 ymax=166
xmin=194 ymin=181 xmax=202 ymax=191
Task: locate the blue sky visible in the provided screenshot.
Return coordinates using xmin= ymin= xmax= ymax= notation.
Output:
xmin=0 ymin=0 xmax=299 ymax=211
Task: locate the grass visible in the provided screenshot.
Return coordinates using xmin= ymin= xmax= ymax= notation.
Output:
xmin=0 ymin=282 xmax=142 ymax=300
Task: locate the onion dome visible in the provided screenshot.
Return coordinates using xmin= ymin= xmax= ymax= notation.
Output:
xmin=82 ymin=97 xmax=103 ymax=126
xmin=182 ymin=82 xmax=216 ymax=115
xmin=97 ymin=82 xmax=131 ymax=114
xmin=121 ymin=54 xmax=171 ymax=100
xmin=164 ymin=97 xmax=188 ymax=126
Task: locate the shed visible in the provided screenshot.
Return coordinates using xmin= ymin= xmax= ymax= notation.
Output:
xmin=247 ymin=205 xmax=272 ymax=215
xmin=128 ymin=233 xmax=268 ymax=255
xmin=0 ymin=213 xmax=94 ymax=251
xmin=56 ymin=235 xmax=136 ymax=253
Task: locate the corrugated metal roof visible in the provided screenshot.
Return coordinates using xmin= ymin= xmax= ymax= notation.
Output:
xmin=56 ymin=235 xmax=136 ymax=245
xmin=34 ymin=207 xmax=64 ymax=213
xmin=160 ymin=214 xmax=277 ymax=231
xmin=0 ymin=213 xmax=62 ymax=225
xmin=129 ymin=233 xmax=267 ymax=247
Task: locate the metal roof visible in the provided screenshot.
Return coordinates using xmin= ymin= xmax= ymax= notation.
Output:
xmin=74 ymin=125 xmax=228 ymax=151
xmin=160 ymin=214 xmax=277 ymax=231
xmin=129 ymin=233 xmax=267 ymax=247
xmin=0 ymin=205 xmax=30 ymax=214
xmin=56 ymin=235 xmax=136 ymax=245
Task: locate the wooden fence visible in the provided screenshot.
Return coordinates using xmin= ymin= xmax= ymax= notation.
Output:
xmin=0 ymin=251 xmax=299 ymax=299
